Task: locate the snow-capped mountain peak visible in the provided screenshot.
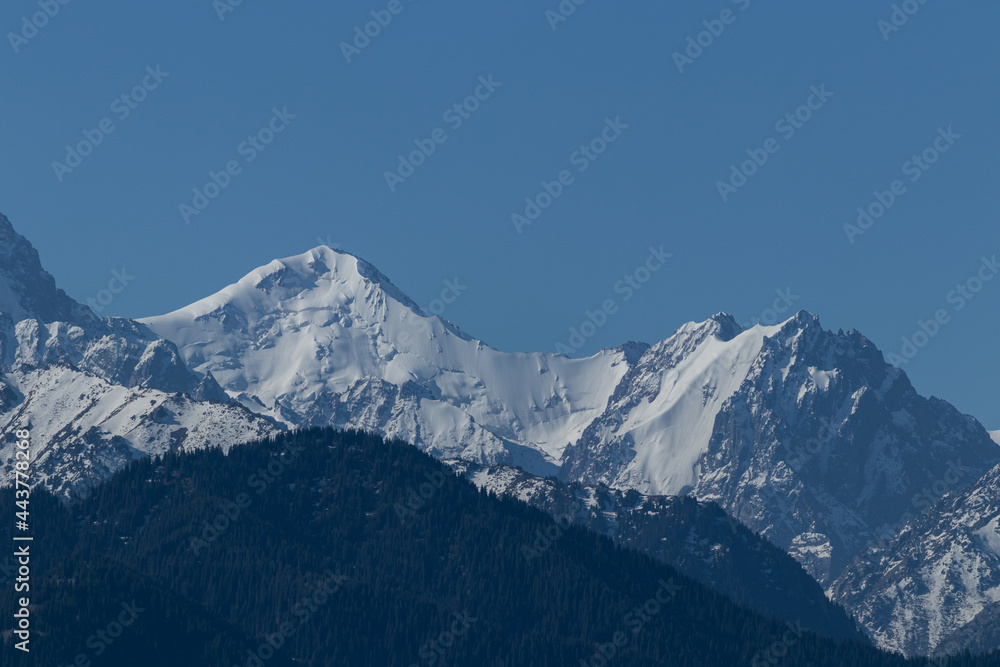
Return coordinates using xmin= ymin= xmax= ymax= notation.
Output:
xmin=1 ymin=213 xmax=278 ymax=495
xmin=10 ymin=219 xmax=1000 ymax=657
xmin=142 ymin=246 xmax=637 ymax=467
xmin=166 ymin=245 xmax=428 ymax=322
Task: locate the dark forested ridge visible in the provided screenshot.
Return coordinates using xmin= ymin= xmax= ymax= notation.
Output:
xmin=2 ymin=428 xmax=998 ymax=666
xmin=448 ymin=461 xmax=864 ymax=642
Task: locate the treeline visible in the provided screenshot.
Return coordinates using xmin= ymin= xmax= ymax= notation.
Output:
xmin=1 ymin=428 xmax=997 ymax=666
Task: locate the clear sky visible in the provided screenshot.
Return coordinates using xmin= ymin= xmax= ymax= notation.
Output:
xmin=1 ymin=1 xmax=997 ymax=427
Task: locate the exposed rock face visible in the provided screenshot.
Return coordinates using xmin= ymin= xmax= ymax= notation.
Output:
xmin=830 ymin=464 xmax=1000 ymax=657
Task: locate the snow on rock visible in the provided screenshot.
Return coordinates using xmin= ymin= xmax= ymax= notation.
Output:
xmin=689 ymin=312 xmax=1000 ymax=587
xmin=0 ymin=365 xmax=277 ymax=496
xmin=830 ymin=464 xmax=1000 ymax=657
xmin=0 ymin=213 xmax=280 ymax=497
xmin=562 ymin=316 xmax=782 ymax=496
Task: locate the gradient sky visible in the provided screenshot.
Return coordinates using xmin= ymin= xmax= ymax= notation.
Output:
xmin=1 ymin=1 xmax=997 ymax=427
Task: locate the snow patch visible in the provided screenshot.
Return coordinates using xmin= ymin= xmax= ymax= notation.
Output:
xmin=974 ymin=517 xmax=1000 ymax=557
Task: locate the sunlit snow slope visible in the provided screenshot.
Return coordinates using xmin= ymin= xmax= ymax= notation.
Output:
xmin=143 ymin=247 xmax=629 ymax=471
xmin=142 ymin=247 xmax=775 ymax=480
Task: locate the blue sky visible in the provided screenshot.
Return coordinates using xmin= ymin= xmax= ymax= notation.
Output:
xmin=1 ymin=1 xmax=998 ymax=427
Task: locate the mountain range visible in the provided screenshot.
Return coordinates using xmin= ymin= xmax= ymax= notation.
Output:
xmin=2 ymin=211 xmax=998 ymax=658
xmin=8 ymin=428 xmax=979 ymax=667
